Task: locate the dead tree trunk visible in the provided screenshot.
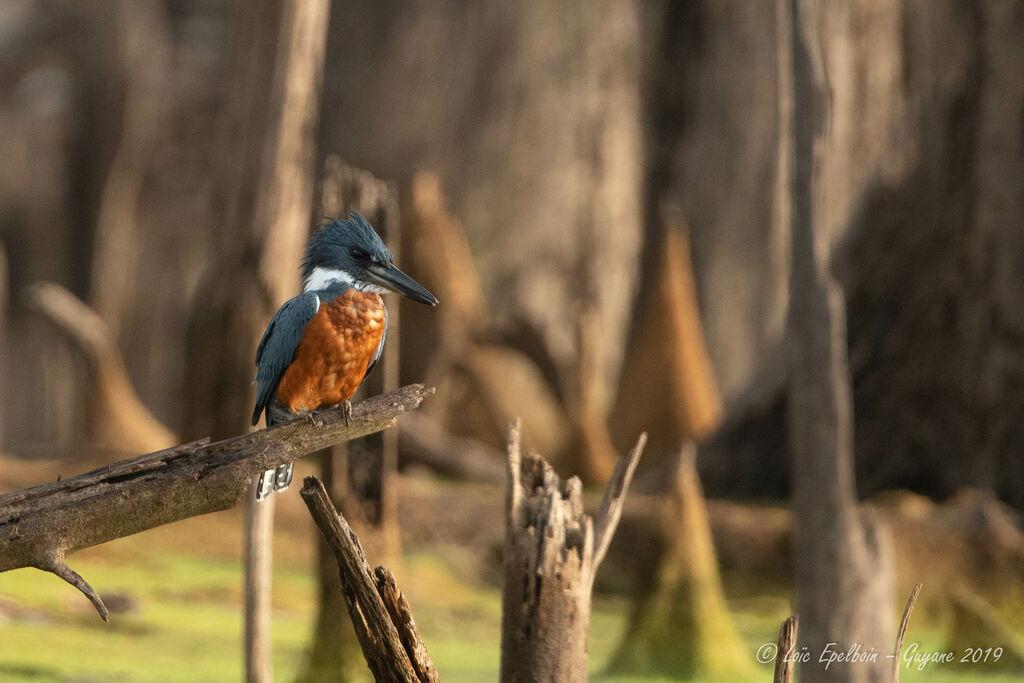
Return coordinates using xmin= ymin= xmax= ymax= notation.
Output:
xmin=774 ymin=615 xmax=799 ymax=683
xmin=779 ymin=1 xmax=894 ymax=680
xmin=303 ymin=445 xmax=368 ymax=682
xmin=246 ymin=0 xmax=331 ymax=675
xmin=500 ymin=421 xmax=646 ymax=683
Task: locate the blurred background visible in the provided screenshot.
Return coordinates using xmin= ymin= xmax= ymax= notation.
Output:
xmin=0 ymin=0 xmax=1022 ymax=681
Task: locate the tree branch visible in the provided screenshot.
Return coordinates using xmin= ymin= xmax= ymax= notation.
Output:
xmin=37 ymin=550 xmax=110 ymax=622
xmin=891 ymin=583 xmax=922 ymax=683
xmin=301 ymin=476 xmax=435 ymax=683
xmin=374 ymin=566 xmax=440 ymax=683
xmin=591 ymin=432 xmax=646 ymax=578
xmin=0 ymin=384 xmax=432 ymax=619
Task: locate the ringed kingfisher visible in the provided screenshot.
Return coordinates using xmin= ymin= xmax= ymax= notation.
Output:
xmin=250 ymin=212 xmax=437 ymax=500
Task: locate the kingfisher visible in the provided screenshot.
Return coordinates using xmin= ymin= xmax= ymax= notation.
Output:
xmin=250 ymin=213 xmax=437 ymax=500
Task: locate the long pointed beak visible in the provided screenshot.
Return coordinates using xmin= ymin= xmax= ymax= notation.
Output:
xmin=365 ymin=263 xmax=438 ymax=306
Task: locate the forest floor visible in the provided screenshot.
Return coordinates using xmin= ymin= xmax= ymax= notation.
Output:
xmin=0 ymin=457 xmax=1020 ymax=682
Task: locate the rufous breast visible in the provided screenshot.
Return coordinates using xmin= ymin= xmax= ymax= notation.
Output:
xmin=274 ymin=289 xmax=386 ymax=413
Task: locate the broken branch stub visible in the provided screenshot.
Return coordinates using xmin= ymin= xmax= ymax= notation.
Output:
xmin=500 ymin=419 xmax=646 ymax=683
xmin=300 ymin=476 xmax=437 ymax=683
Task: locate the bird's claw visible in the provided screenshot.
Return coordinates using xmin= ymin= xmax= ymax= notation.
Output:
xmin=340 ymin=399 xmax=352 ymax=427
xmin=304 ymin=412 xmax=323 ymax=428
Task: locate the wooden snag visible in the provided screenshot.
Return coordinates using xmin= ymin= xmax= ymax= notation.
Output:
xmin=300 ymin=476 xmax=439 ymax=683
xmin=500 ymin=419 xmax=646 ymax=683
xmin=774 ymin=615 xmax=799 ymax=683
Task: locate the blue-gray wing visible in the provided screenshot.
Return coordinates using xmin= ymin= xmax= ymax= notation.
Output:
xmin=251 ymin=292 xmax=321 ymax=426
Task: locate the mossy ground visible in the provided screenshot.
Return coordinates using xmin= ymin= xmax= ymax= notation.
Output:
xmin=0 ymin=465 xmax=1018 ymax=681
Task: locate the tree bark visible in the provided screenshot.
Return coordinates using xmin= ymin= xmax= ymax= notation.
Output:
xmin=300 ymin=476 xmax=438 ymax=683
xmin=302 ymin=445 xmax=367 ymax=682
xmin=500 ymin=421 xmax=645 ymax=683
xmin=0 ymin=384 xmax=430 ymax=619
xmin=774 ymin=615 xmax=799 ymax=683
xmin=891 ymin=583 xmax=921 ymax=683
xmin=780 ymin=1 xmax=894 ymax=680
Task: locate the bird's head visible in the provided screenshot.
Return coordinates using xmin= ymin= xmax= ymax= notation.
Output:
xmin=302 ymin=213 xmax=438 ymax=305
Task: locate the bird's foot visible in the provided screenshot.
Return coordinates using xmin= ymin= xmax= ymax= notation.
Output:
xmin=303 ymin=412 xmax=323 ymax=428
xmin=340 ymin=399 xmax=352 ymax=427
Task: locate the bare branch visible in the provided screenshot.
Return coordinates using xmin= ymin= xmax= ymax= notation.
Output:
xmin=374 ymin=567 xmax=440 ymax=683
xmin=891 ymin=583 xmax=922 ymax=683
xmin=36 ymin=551 xmax=109 ymax=622
xmin=591 ymin=432 xmax=647 ymax=575
xmin=299 ymin=476 xmax=419 ymax=683
xmin=774 ymin=615 xmax=798 ymax=683
xmin=0 ymin=385 xmax=432 ymax=587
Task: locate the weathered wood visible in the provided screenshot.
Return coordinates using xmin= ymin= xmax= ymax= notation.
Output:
xmin=891 ymin=584 xmax=921 ymax=683
xmin=374 ymin=567 xmax=440 ymax=683
xmin=0 ymin=384 xmax=431 ymax=618
xmin=299 ymin=476 xmax=425 ymax=683
xmin=774 ymin=615 xmax=799 ymax=683
xmin=500 ymin=419 xmax=645 ymax=683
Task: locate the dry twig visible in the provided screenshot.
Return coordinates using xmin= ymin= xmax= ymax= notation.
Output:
xmin=892 ymin=583 xmax=922 ymax=683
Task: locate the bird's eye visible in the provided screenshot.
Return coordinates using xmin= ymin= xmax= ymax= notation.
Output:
xmin=350 ymin=247 xmax=368 ymax=260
